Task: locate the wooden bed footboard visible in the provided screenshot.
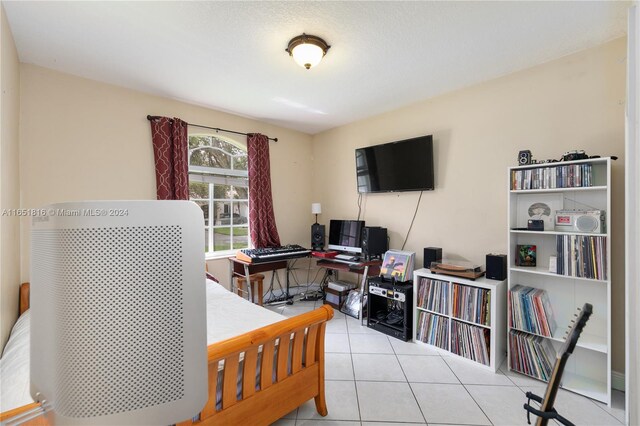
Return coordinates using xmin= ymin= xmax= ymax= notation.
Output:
xmin=179 ymin=304 xmax=334 ymax=425
xmin=4 ymin=283 xmax=334 ymax=426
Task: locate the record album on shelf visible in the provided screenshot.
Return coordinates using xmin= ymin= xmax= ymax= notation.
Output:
xmin=380 ymin=250 xmax=415 ymax=282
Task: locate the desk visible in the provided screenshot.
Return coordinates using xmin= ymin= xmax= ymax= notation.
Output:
xmin=228 ymin=257 xmax=290 ymax=304
xmin=315 ymin=258 xmax=381 ymax=323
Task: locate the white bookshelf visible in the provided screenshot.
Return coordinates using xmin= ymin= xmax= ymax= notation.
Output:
xmin=412 ymin=269 xmax=506 ymax=372
xmin=507 ymin=157 xmax=611 ymax=405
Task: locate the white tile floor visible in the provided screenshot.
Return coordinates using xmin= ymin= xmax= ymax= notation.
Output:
xmin=267 ymin=299 xmax=625 ymax=426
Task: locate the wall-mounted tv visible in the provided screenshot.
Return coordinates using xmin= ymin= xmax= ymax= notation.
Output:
xmin=355 ymin=135 xmax=434 ymax=193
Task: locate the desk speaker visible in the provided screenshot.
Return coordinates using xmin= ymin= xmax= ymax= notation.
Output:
xmin=311 ymin=223 xmax=325 ymax=250
xmin=361 ymin=227 xmax=387 ymax=259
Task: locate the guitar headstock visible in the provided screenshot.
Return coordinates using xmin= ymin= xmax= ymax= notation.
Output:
xmin=559 ymin=303 xmax=593 ymax=357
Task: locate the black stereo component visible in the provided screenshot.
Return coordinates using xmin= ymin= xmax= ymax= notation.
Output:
xmin=311 ymin=224 xmax=325 ymax=250
xmin=518 ymin=150 xmax=532 ymax=165
xmin=361 ymin=226 xmax=388 ymax=260
xmin=423 ymin=247 xmax=442 ymax=269
xmin=367 ymin=276 xmax=413 ymax=341
xmin=486 ymin=254 xmax=507 ymax=281
xmin=527 ymin=219 xmax=544 ymax=231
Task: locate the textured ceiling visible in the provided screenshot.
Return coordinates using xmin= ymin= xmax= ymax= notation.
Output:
xmin=3 ymin=1 xmax=630 ymax=134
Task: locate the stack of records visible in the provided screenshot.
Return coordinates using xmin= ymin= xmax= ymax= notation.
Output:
xmin=509 ymin=330 xmax=556 ymax=382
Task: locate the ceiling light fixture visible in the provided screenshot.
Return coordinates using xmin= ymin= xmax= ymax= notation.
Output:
xmin=286 ymin=33 xmax=331 ymax=70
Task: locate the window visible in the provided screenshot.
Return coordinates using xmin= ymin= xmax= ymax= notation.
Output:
xmin=188 ymin=135 xmax=249 ymax=256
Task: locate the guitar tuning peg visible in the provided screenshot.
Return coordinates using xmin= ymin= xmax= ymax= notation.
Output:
xmin=574 ymin=313 xmax=579 ymax=317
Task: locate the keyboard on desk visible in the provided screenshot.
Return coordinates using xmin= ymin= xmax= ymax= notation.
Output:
xmin=331 ymin=254 xmax=362 ymax=265
xmin=236 ymin=244 xmax=311 ymax=263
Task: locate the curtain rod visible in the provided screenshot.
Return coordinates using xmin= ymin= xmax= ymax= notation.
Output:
xmin=146 ymin=115 xmax=278 ymax=142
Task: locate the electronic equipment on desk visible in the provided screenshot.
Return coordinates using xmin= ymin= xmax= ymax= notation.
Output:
xmin=361 ymin=226 xmax=388 ymax=260
xmin=236 ymin=244 xmax=311 ymax=263
xmin=335 ymin=253 xmax=360 ymax=262
xmin=312 ymin=250 xmax=338 ymax=258
xmin=330 ymin=257 xmax=362 ymax=266
xmin=328 ymin=219 xmax=364 ymax=254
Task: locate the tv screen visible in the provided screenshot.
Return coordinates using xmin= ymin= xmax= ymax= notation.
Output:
xmin=355 ymin=135 xmax=434 ymax=193
xmin=328 ymin=219 xmax=364 ymax=253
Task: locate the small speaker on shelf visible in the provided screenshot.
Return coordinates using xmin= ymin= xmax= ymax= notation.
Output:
xmin=423 ymin=247 xmax=442 ymax=269
xmin=311 ymin=223 xmax=325 ymax=250
xmin=486 ymin=253 xmax=507 ymax=281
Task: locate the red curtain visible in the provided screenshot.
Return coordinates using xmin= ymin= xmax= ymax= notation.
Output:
xmin=247 ymin=133 xmax=281 ymax=248
xmin=149 ymin=117 xmax=189 ymax=200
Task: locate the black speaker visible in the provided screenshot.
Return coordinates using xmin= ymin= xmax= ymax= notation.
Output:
xmin=311 ymin=224 xmax=325 ymax=250
xmin=361 ymin=227 xmax=388 ymax=259
xmin=486 ymin=254 xmax=507 ymax=281
xmin=423 ymin=247 xmax=442 ymax=269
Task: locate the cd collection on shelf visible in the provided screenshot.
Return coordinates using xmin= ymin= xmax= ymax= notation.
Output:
xmin=415 ymin=311 xmax=448 ymax=350
xmin=452 ymin=284 xmax=491 ymax=326
xmin=556 ymin=235 xmax=607 ymax=280
xmin=508 ymin=285 xmax=556 ymax=337
xmin=416 ymin=278 xmax=449 ymax=315
xmin=509 ymin=330 xmax=556 ymax=382
xmin=510 ymin=163 xmax=593 ymax=190
xmin=451 ymin=320 xmax=490 ymax=366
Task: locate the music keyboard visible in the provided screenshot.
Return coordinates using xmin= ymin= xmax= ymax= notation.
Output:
xmin=236 ymin=244 xmax=311 ymax=263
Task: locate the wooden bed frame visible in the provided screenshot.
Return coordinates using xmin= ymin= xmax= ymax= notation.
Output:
xmin=1 ymin=283 xmax=334 ymax=425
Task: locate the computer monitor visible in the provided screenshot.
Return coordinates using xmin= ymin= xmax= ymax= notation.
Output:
xmin=328 ymin=219 xmax=365 ymax=254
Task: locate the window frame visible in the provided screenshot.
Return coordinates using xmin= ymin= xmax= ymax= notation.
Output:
xmin=187 ymin=134 xmax=250 ymax=259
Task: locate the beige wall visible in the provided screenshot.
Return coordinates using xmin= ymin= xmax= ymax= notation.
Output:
xmin=18 ymin=64 xmax=314 ymax=288
xmin=312 ymin=38 xmax=627 ymax=372
xmin=0 ymin=5 xmax=22 ymax=348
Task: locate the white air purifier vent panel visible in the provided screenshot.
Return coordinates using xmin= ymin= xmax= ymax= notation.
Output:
xmin=31 ymin=201 xmax=207 ymax=425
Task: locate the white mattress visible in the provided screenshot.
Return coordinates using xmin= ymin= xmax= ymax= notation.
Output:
xmin=205 ymin=279 xmax=285 ymax=345
xmin=0 ymin=310 xmax=31 ymax=413
xmin=0 ymin=279 xmax=285 ymax=413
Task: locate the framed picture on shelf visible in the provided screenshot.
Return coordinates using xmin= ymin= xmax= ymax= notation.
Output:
xmin=516 ymin=193 xmax=563 ymax=231
xmin=516 ymin=245 xmax=537 ymax=267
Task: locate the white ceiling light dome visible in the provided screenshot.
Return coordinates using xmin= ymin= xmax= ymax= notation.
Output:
xmin=286 ymin=33 xmax=331 ymax=70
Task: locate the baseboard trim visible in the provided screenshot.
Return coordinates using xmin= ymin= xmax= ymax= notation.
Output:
xmin=612 ymin=370 xmax=625 ymax=392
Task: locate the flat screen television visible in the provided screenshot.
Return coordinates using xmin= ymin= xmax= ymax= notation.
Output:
xmin=328 ymin=219 xmax=364 ymax=254
xmin=355 ymin=135 xmax=434 ymax=193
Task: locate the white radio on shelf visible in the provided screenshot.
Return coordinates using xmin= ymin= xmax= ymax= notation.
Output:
xmin=554 ymin=209 xmax=605 ymax=233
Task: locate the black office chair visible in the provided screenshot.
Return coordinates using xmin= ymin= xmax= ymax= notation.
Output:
xmin=523 ymin=303 xmax=593 ymax=426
